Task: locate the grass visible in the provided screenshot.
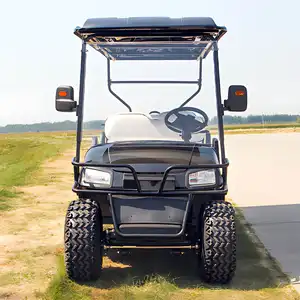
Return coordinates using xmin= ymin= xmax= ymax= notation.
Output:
xmin=0 ymin=131 xmax=75 ymax=211
xmin=41 ymin=255 xmax=91 ymax=300
xmin=0 ymin=189 xmax=17 ymax=211
xmin=41 ymin=208 xmax=300 ymax=300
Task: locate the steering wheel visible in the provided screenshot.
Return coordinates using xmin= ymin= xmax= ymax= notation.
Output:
xmin=149 ymin=110 xmax=160 ymax=115
xmin=164 ymin=107 xmax=209 ymax=142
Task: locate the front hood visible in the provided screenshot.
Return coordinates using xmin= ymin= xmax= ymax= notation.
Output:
xmin=84 ymin=141 xmax=218 ymax=172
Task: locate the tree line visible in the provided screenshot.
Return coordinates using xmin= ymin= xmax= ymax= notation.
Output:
xmin=0 ymin=120 xmax=105 ymax=133
xmin=209 ymin=114 xmax=300 ymax=125
xmin=0 ymin=114 xmax=299 ymax=133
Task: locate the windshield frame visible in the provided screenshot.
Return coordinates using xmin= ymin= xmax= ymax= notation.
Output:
xmin=73 ymin=40 xmax=226 ymax=185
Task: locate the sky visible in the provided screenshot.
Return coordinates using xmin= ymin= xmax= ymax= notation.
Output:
xmin=1 ymin=0 xmax=300 ymax=126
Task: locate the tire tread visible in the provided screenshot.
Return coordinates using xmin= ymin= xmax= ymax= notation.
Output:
xmin=64 ymin=199 xmax=103 ymax=281
xmin=199 ymin=200 xmax=236 ymax=284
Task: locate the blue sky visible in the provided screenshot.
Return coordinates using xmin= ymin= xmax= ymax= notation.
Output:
xmin=1 ymin=0 xmax=299 ymax=125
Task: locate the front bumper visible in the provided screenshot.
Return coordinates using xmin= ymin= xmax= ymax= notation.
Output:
xmin=72 ymin=157 xmax=229 ymax=196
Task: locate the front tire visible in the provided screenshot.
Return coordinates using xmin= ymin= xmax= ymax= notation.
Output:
xmin=198 ymin=201 xmax=236 ymax=284
xmin=64 ymin=199 xmax=103 ymax=281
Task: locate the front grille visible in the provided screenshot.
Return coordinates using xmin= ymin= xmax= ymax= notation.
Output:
xmin=123 ymin=174 xmax=175 ymax=191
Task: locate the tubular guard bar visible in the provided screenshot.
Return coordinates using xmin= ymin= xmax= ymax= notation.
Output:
xmin=72 ymin=157 xmax=229 ymax=196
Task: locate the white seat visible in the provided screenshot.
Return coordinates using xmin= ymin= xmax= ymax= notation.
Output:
xmin=104 ymin=112 xmax=209 ymax=143
xmin=104 ymin=112 xmax=182 ymax=142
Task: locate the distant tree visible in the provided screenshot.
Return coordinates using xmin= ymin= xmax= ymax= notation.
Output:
xmin=209 ymin=114 xmax=300 ymax=125
xmin=0 ymin=120 xmax=105 ymax=134
xmin=1 ymin=114 xmax=299 ymax=134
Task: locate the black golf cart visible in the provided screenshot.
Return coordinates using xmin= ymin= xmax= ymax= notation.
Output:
xmin=55 ymin=17 xmax=247 ymax=284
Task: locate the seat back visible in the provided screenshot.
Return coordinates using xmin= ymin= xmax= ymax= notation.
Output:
xmin=105 ymin=112 xmax=181 ymax=142
xmin=104 ymin=112 xmax=211 ymax=143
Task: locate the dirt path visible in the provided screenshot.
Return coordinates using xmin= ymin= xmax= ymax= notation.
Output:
xmin=0 ymin=150 xmax=75 ymax=299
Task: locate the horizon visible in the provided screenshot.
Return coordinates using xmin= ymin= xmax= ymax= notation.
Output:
xmin=1 ymin=112 xmax=299 ymax=128
xmin=1 ymin=0 xmax=299 ymax=126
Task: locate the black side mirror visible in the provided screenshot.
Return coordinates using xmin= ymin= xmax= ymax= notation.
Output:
xmin=55 ymin=86 xmax=77 ymax=112
xmin=224 ymin=85 xmax=247 ymax=112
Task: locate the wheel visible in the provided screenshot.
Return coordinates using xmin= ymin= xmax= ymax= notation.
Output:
xmin=198 ymin=201 xmax=236 ymax=284
xmin=64 ymin=199 xmax=103 ymax=281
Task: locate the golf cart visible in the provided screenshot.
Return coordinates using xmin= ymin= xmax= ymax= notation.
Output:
xmin=55 ymin=17 xmax=247 ymax=284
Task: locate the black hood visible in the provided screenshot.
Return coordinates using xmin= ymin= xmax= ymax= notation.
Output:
xmin=84 ymin=141 xmax=218 ymax=173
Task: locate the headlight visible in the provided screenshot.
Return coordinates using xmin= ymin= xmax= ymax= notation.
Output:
xmin=188 ymin=169 xmax=216 ymax=186
xmin=80 ymin=168 xmax=112 ymax=188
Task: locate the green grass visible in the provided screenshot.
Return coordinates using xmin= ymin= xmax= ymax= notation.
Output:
xmin=41 ymin=255 xmax=91 ymax=300
xmin=0 ymin=189 xmax=17 ymax=211
xmin=41 ymin=208 xmax=299 ymax=300
xmin=0 ymin=132 xmax=75 ymax=211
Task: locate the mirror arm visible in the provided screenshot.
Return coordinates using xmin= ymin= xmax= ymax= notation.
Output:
xmin=75 ymin=102 xmax=79 ymax=116
xmin=223 ymin=100 xmax=228 ymax=112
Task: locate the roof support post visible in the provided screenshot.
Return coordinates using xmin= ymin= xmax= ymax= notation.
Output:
xmin=74 ymin=41 xmax=87 ymax=180
xmin=179 ymin=57 xmax=202 ymax=107
xmin=107 ymin=58 xmax=132 ymax=112
xmin=213 ymin=42 xmax=226 ymax=164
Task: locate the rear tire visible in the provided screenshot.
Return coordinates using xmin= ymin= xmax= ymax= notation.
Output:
xmin=64 ymin=199 xmax=103 ymax=281
xmin=198 ymin=201 xmax=236 ymax=284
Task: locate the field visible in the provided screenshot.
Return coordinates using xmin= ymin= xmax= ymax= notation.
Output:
xmin=210 ymin=122 xmax=300 ymax=135
xmin=0 ymin=128 xmax=300 ymax=300
xmin=0 ymin=132 xmax=75 ymax=211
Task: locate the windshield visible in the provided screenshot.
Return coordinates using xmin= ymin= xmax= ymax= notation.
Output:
xmin=99 ymin=58 xmax=220 ymax=145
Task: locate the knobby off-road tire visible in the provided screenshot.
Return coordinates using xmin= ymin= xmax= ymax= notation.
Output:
xmin=198 ymin=201 xmax=236 ymax=284
xmin=64 ymin=199 xmax=103 ymax=281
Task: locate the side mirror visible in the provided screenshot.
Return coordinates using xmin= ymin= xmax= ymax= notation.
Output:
xmin=55 ymin=86 xmax=77 ymax=112
xmin=224 ymin=85 xmax=247 ymax=112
